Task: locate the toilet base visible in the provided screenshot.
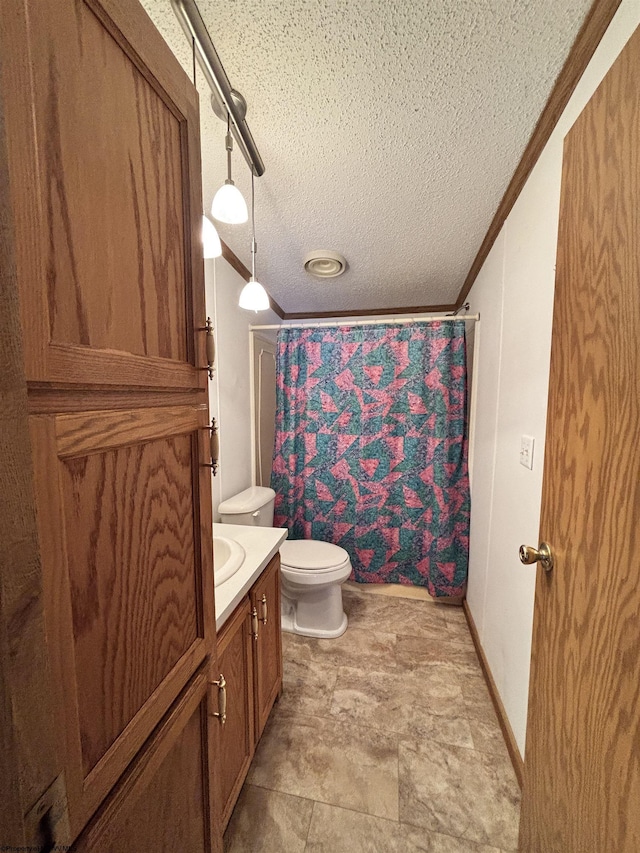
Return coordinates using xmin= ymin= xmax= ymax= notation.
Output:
xmin=281 ymin=585 xmax=348 ymax=639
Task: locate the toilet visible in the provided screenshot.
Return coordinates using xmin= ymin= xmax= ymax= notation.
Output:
xmin=218 ymin=486 xmax=351 ymax=638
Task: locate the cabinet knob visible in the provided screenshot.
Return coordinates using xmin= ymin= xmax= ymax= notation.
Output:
xmin=251 ymin=607 xmax=259 ymax=640
xmin=260 ymin=594 xmax=268 ymax=625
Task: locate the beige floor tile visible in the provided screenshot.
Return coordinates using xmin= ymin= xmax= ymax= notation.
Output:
xmin=459 ymin=675 xmax=496 ymax=715
xmin=442 ymin=617 xmax=474 ymax=646
xmin=468 ymin=717 xmax=511 ymax=759
xmin=399 ymin=823 xmax=502 ymax=852
xmin=396 ymin=635 xmax=481 ymax=676
xmin=399 ymin=740 xmax=520 ymax=851
xmin=282 ymin=626 xmax=398 ymax=671
xmin=343 ymin=588 xmax=449 ymax=640
xmin=223 ymin=785 xmax=313 ymax=853
xmin=277 ymin=657 xmax=339 ymax=717
xmin=247 ymin=713 xmax=399 ymax=820
xmin=305 ymin=802 xmax=401 ymax=853
xmin=330 ymin=665 xmax=474 ymax=750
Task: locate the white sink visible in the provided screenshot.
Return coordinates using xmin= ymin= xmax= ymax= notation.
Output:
xmin=213 ymin=536 xmax=246 ymax=587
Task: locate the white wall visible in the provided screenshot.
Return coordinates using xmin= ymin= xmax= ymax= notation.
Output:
xmin=466 ymin=0 xmax=640 ymax=757
xmin=206 ymin=258 xmax=280 ymax=519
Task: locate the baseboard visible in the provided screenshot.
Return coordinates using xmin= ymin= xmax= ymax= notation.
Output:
xmin=463 ymin=601 xmax=525 ymax=789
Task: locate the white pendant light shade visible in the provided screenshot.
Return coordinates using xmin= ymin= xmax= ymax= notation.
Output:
xmin=211 ymin=182 xmax=248 ymax=224
xmin=239 ymin=280 xmax=270 ymax=311
xmin=202 ymin=215 xmax=222 ymax=258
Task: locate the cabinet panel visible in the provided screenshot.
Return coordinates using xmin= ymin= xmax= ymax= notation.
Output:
xmin=73 ymin=669 xmax=219 ymax=853
xmin=251 ymin=555 xmax=283 ymax=742
xmin=43 ymin=0 xmax=187 ymax=363
xmin=3 ymin=0 xmax=206 ymax=389
xmin=217 ymin=599 xmax=254 ymax=829
xmin=30 ymin=405 xmax=215 ymax=837
xmin=62 ymin=433 xmax=198 ymax=775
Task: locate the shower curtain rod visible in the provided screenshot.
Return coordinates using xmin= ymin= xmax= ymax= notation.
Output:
xmin=250 ymin=314 xmax=479 ymax=331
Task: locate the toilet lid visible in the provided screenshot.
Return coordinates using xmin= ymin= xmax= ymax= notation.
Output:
xmin=280 ymin=539 xmax=350 ymax=571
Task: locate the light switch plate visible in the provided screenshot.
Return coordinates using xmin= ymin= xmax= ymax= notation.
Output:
xmin=520 ymin=435 xmax=535 ymax=470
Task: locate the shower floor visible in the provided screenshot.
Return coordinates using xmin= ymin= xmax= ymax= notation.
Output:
xmin=223 ymin=585 xmax=520 ymax=852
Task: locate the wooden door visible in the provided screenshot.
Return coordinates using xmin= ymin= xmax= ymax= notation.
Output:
xmin=519 ymin=25 xmax=640 ymax=852
xmin=0 ymin=0 xmax=220 ymax=847
xmin=216 ymin=599 xmax=255 ymax=829
xmin=251 ymin=555 xmax=283 ymax=742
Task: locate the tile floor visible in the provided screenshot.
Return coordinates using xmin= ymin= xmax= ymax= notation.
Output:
xmin=224 ymin=586 xmax=521 ymax=852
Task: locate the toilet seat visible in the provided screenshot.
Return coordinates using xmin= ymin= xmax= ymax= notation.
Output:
xmin=280 ymin=539 xmax=349 ymax=572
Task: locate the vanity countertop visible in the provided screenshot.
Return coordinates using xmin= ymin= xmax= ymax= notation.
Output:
xmin=213 ymin=522 xmax=288 ymax=631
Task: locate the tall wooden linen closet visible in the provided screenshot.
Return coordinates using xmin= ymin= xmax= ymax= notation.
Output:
xmin=0 ymin=0 xmax=223 ymax=849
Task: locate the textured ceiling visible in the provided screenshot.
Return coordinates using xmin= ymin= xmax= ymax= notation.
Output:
xmin=141 ymin=0 xmax=593 ymax=314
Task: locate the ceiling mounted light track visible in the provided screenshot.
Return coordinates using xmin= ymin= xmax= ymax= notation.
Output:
xmin=170 ymin=0 xmax=265 ymax=177
xmin=303 ymin=250 xmax=348 ymax=279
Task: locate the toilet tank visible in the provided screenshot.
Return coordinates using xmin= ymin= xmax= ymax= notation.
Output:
xmin=218 ymin=486 xmax=275 ymax=527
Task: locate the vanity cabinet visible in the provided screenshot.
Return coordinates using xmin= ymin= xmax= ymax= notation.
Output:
xmin=216 ymin=554 xmax=282 ymax=827
xmin=251 ymin=555 xmax=284 ymax=742
xmin=216 ymin=599 xmax=255 ymax=829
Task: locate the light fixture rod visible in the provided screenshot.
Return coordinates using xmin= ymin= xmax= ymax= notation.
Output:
xmin=170 ymin=0 xmax=265 ymax=177
xmin=251 ymin=171 xmax=257 ymax=280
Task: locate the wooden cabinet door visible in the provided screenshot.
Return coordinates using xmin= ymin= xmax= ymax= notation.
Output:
xmin=251 ymin=555 xmax=283 ymax=742
xmin=30 ymin=405 xmax=215 ymax=838
xmin=3 ymin=0 xmax=207 ymax=390
xmin=216 ymin=599 xmax=255 ymax=829
xmin=1 ymin=0 xmax=219 ymax=846
xmin=72 ymin=668 xmax=219 ymax=853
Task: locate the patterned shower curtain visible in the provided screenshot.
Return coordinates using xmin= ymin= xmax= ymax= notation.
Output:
xmin=271 ymin=321 xmax=470 ymax=597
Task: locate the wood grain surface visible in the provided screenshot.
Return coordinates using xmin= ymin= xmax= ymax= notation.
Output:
xmin=73 ymin=669 xmax=212 ymax=853
xmin=251 ymin=555 xmax=283 ymax=743
xmin=42 ymin=0 xmax=186 ymax=360
xmin=520 ymin=23 xmax=640 ymax=851
xmin=216 ymin=599 xmax=255 ymax=829
xmin=3 ymin=0 xmax=208 ymax=390
xmin=60 ymin=433 xmax=199 ymax=774
xmin=56 ymin=405 xmax=202 ymax=458
xmin=0 ymin=86 xmax=60 ymax=844
xmin=2 ymin=0 xmax=218 ymax=846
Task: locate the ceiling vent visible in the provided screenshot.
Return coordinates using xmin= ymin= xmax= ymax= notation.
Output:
xmin=303 ymin=250 xmax=347 ymax=279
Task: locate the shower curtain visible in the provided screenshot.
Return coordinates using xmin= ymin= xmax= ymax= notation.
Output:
xmin=271 ymin=321 xmax=470 ymax=598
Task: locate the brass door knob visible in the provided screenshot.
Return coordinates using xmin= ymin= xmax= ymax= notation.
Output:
xmin=519 ymin=542 xmax=554 ymax=572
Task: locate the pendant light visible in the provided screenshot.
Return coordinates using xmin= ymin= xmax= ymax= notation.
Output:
xmin=202 ymin=214 xmax=222 ymax=258
xmin=239 ymin=171 xmax=270 ymax=311
xmin=211 ymin=114 xmax=248 ymax=224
